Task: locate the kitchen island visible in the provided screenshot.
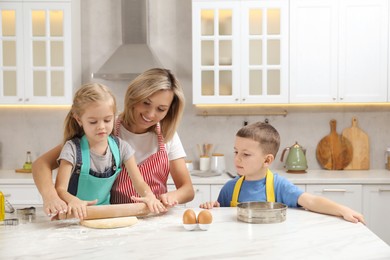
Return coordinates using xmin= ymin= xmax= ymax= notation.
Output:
xmin=1 ymin=207 xmax=389 ymax=259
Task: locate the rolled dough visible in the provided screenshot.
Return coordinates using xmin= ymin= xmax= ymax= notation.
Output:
xmin=80 ymin=216 xmax=138 ymax=229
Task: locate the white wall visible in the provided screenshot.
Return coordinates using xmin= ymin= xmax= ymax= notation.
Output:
xmin=0 ymin=0 xmax=389 ymax=172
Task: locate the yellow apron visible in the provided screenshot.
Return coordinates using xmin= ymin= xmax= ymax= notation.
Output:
xmin=230 ymin=169 xmax=275 ymax=207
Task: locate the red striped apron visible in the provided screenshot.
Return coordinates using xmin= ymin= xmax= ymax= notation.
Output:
xmin=110 ymin=120 xmax=170 ymax=204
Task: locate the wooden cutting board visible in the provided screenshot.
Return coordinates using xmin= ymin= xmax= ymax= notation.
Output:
xmin=342 ymin=117 xmax=370 ymax=170
xmin=316 ymin=119 xmax=353 ymax=170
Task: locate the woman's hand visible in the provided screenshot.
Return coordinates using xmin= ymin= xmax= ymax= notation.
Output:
xmin=199 ymin=201 xmax=220 ymax=209
xmin=131 ymin=194 xmax=167 ymax=214
xmin=43 ymin=193 xmax=68 ymax=217
xmin=159 ymin=192 xmax=179 ymax=207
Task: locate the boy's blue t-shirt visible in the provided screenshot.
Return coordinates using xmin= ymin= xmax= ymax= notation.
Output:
xmin=217 ymin=173 xmax=304 ymax=207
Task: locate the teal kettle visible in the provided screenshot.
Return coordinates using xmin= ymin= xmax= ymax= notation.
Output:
xmin=280 ymin=142 xmax=308 ymax=173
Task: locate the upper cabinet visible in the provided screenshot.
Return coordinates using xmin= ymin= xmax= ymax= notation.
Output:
xmin=192 ymin=0 xmax=289 ymax=104
xmin=290 ymin=0 xmax=389 ymax=103
xmin=0 ymin=1 xmax=72 ymax=105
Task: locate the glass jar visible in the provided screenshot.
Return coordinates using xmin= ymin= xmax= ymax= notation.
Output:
xmin=386 ymin=148 xmax=390 ymax=170
xmin=23 ymin=151 xmax=32 ymax=170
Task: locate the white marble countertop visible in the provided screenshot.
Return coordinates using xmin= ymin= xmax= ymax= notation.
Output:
xmin=1 ymin=207 xmax=389 ymax=259
xmin=1 ymin=169 xmax=390 ymax=185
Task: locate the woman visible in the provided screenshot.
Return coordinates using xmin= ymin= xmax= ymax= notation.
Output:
xmin=32 ymin=68 xmax=194 ymax=217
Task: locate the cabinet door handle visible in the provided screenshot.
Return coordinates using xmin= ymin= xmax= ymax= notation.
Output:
xmin=378 ymin=189 xmax=390 ymax=192
xmin=322 ymin=189 xmax=347 ymax=192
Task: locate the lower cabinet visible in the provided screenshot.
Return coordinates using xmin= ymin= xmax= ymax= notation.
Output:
xmin=210 ymin=185 xmax=223 ymax=202
xmin=306 ymin=184 xmax=363 ymax=213
xmin=363 ymin=185 xmax=390 ymax=246
xmin=0 ymin=184 xmax=42 ymax=206
xmin=167 ymin=184 xmax=223 ymax=209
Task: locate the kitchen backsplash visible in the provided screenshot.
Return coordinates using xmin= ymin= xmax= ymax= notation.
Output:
xmin=1 ymin=0 xmax=390 ymax=172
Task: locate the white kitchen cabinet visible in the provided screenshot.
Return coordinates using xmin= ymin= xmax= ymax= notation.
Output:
xmin=210 ymin=184 xmax=223 ymax=201
xmin=0 ymin=184 xmax=42 ymax=206
xmin=290 ymin=0 xmax=388 ymax=103
xmin=0 ymin=1 xmax=72 ymax=105
xmin=168 ymin=184 xmax=211 ymax=208
xmin=192 ymin=0 xmax=289 ymax=104
xmin=306 ymin=184 xmax=362 ymax=212
xmin=363 ymin=185 xmax=390 ymax=246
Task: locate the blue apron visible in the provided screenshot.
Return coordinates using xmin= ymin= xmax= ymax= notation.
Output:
xmin=76 ymin=135 xmax=121 ymax=205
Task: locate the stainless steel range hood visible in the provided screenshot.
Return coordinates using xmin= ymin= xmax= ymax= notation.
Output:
xmin=92 ymin=0 xmax=162 ymax=81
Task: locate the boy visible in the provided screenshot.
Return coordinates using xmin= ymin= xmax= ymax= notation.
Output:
xmin=200 ymin=122 xmax=365 ymax=224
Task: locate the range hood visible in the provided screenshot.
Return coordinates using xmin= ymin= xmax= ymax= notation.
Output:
xmin=92 ymin=0 xmax=162 ymax=81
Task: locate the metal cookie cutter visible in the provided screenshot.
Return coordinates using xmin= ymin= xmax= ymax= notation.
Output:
xmin=17 ymin=207 xmax=36 ymax=222
xmin=1 ymin=218 xmax=19 ymax=226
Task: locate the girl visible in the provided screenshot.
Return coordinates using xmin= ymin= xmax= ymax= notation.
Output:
xmin=33 ymin=69 xmax=194 ymax=218
xmin=55 ymin=83 xmax=165 ymax=219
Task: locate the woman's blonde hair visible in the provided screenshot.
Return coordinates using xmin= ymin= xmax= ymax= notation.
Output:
xmin=120 ymin=68 xmax=185 ymax=142
xmin=63 ymin=83 xmax=117 ymax=143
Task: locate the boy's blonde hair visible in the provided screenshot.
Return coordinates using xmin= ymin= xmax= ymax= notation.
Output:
xmin=236 ymin=122 xmax=280 ymax=157
xmin=63 ymin=83 xmax=117 ymax=143
xmin=120 ymin=68 xmax=185 ymax=142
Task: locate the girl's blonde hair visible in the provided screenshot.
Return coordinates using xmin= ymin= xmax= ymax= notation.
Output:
xmin=236 ymin=122 xmax=281 ymax=157
xmin=120 ymin=68 xmax=185 ymax=142
xmin=63 ymin=83 xmax=117 ymax=143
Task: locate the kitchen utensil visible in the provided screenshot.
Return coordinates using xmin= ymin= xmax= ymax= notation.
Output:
xmin=341 ymin=117 xmax=370 ymax=170
xmin=316 ymin=120 xmax=353 ymax=170
xmin=1 ymin=218 xmax=19 ymax=226
xmin=280 ymin=142 xmax=308 ymax=173
xmin=237 ymin=202 xmax=287 ymax=224
xmin=225 ymin=171 xmax=237 ymax=178
xmin=5 ymin=199 xmax=15 ymax=213
xmin=17 ymin=207 xmax=36 ymax=215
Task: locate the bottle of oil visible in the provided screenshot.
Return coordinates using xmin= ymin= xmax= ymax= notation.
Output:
xmin=23 ymin=151 xmax=32 ymax=170
xmin=0 ymin=191 xmax=5 ymax=221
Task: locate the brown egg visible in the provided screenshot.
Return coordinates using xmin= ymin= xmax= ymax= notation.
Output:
xmin=197 ymin=209 xmax=213 ymax=224
xmin=182 ymin=209 xmax=197 ymax=224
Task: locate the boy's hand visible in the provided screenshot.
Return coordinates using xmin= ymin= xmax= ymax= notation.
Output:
xmin=131 ymin=194 xmax=167 ymax=214
xmin=341 ymin=207 xmax=366 ymax=224
xmin=199 ymin=201 xmax=220 ymax=209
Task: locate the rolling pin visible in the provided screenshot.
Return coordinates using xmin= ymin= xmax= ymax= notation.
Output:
xmin=57 ymin=203 xmax=150 ymax=220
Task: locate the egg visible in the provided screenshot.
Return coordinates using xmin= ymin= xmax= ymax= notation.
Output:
xmin=183 ymin=209 xmax=197 ymax=224
xmin=197 ymin=209 xmax=213 ymax=230
xmin=182 ymin=209 xmax=197 ymax=231
xmin=197 ymin=209 xmax=213 ymax=224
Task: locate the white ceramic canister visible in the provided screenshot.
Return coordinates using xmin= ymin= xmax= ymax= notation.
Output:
xmin=185 ymin=160 xmax=194 ymax=172
xmin=210 ymin=153 xmax=226 ymax=173
xmin=199 ymin=156 xmax=211 ymax=171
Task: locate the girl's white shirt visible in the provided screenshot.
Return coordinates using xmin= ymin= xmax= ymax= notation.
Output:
xmin=118 ymin=124 xmax=186 ymax=164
